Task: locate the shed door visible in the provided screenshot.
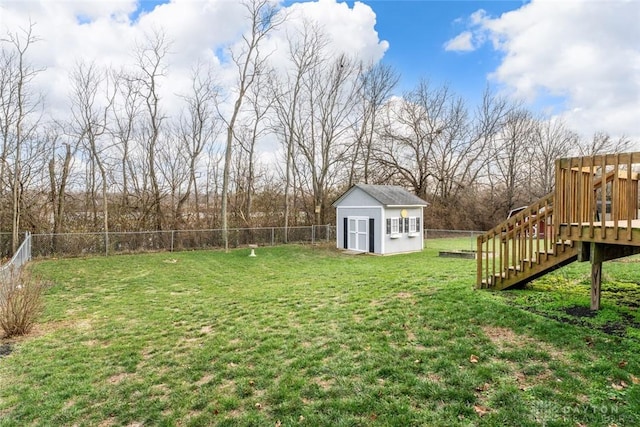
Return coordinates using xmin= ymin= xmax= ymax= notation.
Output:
xmin=348 ymin=217 xmax=368 ymax=252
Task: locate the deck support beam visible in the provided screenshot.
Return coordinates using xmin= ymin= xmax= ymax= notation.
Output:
xmin=590 ymin=242 xmax=603 ymax=311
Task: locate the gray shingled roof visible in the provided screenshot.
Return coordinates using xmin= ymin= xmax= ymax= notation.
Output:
xmin=334 ymin=184 xmax=428 ymax=207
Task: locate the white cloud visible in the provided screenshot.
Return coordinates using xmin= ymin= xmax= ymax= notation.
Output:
xmin=0 ymin=0 xmax=388 ymax=126
xmin=282 ymin=0 xmax=388 ymax=63
xmin=448 ymin=0 xmax=640 ymax=140
xmin=443 ymin=31 xmax=474 ymax=52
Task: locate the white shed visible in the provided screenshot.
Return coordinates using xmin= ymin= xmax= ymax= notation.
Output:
xmin=332 ymin=184 xmax=428 ymax=255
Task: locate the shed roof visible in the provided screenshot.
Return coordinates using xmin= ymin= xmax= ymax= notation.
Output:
xmin=333 ymin=184 xmax=428 ymax=207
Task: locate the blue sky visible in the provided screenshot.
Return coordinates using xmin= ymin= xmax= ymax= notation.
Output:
xmin=340 ymin=0 xmax=524 ymax=96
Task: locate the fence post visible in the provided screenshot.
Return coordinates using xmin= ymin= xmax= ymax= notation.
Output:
xmin=271 ymin=228 xmax=274 ymax=246
xmin=312 ymin=225 xmax=315 ymax=245
xmin=171 ymin=230 xmax=175 ymax=252
xmin=26 ymin=231 xmax=31 ymax=261
xmin=105 ymin=231 xmax=109 ymax=256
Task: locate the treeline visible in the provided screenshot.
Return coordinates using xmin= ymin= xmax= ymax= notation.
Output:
xmin=0 ymin=0 xmax=634 ymax=254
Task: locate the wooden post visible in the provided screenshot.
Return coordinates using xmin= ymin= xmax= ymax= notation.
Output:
xmin=590 ymin=242 xmax=603 ymax=311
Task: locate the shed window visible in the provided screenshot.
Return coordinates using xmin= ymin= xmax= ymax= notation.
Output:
xmin=409 ymin=217 xmax=416 ymax=233
xmin=388 ymin=218 xmax=399 ymax=234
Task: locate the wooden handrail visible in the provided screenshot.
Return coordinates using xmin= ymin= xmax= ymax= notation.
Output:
xmin=477 ymin=193 xmax=557 ymax=289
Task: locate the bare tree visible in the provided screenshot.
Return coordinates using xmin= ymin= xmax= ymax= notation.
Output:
xmin=111 ymin=68 xmax=143 ymax=218
xmin=349 ymin=62 xmax=398 ymax=186
xmin=457 ymin=88 xmax=514 ymax=227
xmin=430 ymin=87 xmax=513 ymax=210
xmin=233 ymin=72 xmax=272 ymax=227
xmin=175 ymin=63 xmax=221 ymax=228
xmin=578 ymin=131 xmax=633 ymax=157
xmin=46 ymin=122 xmax=81 ymax=246
xmin=492 ymin=108 xmax=537 ymax=214
xmin=0 ymin=23 xmax=44 ymax=252
xmin=134 ymin=29 xmax=170 ymax=231
xmin=271 ymin=20 xmax=325 ymax=238
xmin=156 ymin=128 xmax=190 ymax=229
xmin=376 ymin=79 xmax=445 ymax=199
xmin=220 ymin=0 xmax=284 ymax=250
xmin=530 ymin=117 xmax=577 ymax=197
xmin=69 ymin=61 xmax=115 ymax=251
xmin=299 ymin=53 xmax=362 ymax=224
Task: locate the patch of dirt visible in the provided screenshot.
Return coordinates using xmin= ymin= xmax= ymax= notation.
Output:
xmin=548 ymin=307 xmax=640 ymax=338
xmin=2 ymin=320 xmax=72 ymax=343
xmin=141 ymin=348 xmax=154 ymax=360
xmin=481 ymin=325 xmax=568 ymax=363
xmin=0 ymin=343 xmax=13 ymax=357
xmin=217 ymin=379 xmax=236 ymax=394
xmin=196 ymin=374 xmax=213 ymax=387
xmin=200 ymin=325 xmax=212 ymax=334
xmin=396 ymin=292 xmax=413 ymax=299
xmin=423 ymin=373 xmax=442 ymax=383
xmin=107 ymin=373 xmax=129 ymax=385
xmin=482 ymin=326 xmax=521 ymax=348
xmin=312 ymin=377 xmax=334 ymax=390
xmin=151 ymin=383 xmax=171 ymax=400
xmin=600 ymin=313 xmax=640 ymax=337
xmin=98 ymin=417 xmax=116 ymax=427
xmin=507 ymin=298 xmax=640 ymax=339
xmin=564 ymin=306 xmax=596 ymax=318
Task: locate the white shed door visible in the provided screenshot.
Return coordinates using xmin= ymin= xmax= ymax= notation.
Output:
xmin=348 ymin=217 xmax=368 ymax=252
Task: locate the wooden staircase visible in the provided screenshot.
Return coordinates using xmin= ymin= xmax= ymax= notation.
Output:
xmin=476 ymin=193 xmax=578 ymax=290
xmin=477 ymin=152 xmax=640 ymax=294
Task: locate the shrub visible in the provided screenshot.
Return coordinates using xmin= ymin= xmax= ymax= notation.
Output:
xmin=0 ymin=268 xmax=45 ymax=338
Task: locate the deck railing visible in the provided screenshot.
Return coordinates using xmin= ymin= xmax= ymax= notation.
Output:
xmin=555 ymin=152 xmax=640 ymax=242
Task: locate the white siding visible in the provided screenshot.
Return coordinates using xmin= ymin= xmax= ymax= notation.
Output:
xmin=334 ymin=186 xmax=425 ymax=255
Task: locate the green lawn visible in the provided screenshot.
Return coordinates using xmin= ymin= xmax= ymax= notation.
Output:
xmin=1 ymin=243 xmax=639 ymax=426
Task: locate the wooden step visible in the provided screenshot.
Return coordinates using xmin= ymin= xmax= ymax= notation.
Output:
xmin=491 ymin=245 xmax=579 ymax=291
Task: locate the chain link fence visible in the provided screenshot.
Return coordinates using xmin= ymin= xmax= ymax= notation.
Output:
xmin=29 ymin=225 xmax=337 ymax=258
xmin=2 ymin=227 xmax=486 ymax=261
xmin=0 ymin=232 xmax=32 ymax=282
xmin=0 ymin=232 xmax=28 ymax=262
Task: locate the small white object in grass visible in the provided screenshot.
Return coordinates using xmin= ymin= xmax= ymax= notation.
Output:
xmin=249 ymin=244 xmax=257 ymax=257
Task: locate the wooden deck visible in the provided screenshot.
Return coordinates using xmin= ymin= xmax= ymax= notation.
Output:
xmin=560 ymin=220 xmax=640 ymax=244
xmin=477 ymin=152 xmax=640 ymax=310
